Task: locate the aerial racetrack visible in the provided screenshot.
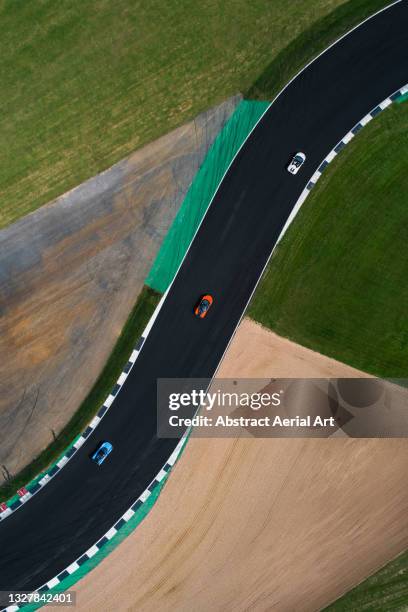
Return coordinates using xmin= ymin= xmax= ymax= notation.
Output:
xmin=0 ymin=0 xmax=407 ymax=595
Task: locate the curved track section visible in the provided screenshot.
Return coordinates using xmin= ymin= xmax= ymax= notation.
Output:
xmin=0 ymin=0 xmax=407 ymax=592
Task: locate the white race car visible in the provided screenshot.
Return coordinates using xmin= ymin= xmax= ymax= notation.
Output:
xmin=287 ymin=152 xmax=306 ymax=175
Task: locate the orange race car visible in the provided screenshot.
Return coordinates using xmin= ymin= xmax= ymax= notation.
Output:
xmin=194 ymin=294 xmax=213 ymax=318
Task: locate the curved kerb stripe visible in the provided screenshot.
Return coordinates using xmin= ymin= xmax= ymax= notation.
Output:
xmin=276 ymin=83 xmax=408 ymax=244
xmin=4 ymin=81 xmax=408 ymax=612
xmin=0 ymin=292 xmax=167 ymax=523
xmin=3 ymin=430 xmax=189 ymax=612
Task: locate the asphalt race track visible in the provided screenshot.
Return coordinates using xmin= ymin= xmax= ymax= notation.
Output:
xmin=1 ymin=0 xmax=407 ymax=592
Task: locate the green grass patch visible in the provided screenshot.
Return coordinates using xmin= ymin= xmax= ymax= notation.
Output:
xmin=0 ymin=286 xmax=161 ymax=502
xmin=324 ymin=548 xmax=408 ymax=611
xmin=246 ymin=0 xmax=392 ymax=101
xmin=248 ymin=102 xmax=408 ymax=378
xmin=0 ymin=0 xmax=390 ymax=229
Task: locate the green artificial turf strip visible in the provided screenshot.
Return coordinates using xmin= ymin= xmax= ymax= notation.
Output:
xmin=248 ymin=102 xmax=408 ymax=378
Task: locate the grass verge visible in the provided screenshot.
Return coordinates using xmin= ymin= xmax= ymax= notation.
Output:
xmin=0 ymin=286 xmax=161 ymax=502
xmin=248 ymin=102 xmax=408 ymax=378
xmin=324 ymin=548 xmax=408 ymax=611
xmin=0 ymin=0 xmax=388 ymax=229
xmin=246 ymin=0 xmax=393 ymax=101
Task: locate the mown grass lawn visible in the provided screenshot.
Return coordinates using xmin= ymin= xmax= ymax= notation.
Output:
xmin=324 ymin=547 xmax=408 ymax=611
xmin=248 ymin=101 xmax=408 ymax=378
xmin=0 ymin=0 xmax=389 ymax=228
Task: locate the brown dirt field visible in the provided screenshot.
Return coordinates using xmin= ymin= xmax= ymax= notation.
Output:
xmin=217 ymin=318 xmax=369 ymax=379
xmin=0 ymin=96 xmax=239 ymax=479
xmin=68 ymin=319 xmax=408 ymax=612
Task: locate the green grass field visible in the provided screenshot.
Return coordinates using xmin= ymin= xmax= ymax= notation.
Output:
xmin=248 ymin=101 xmax=408 ymax=378
xmin=325 ymin=548 xmax=408 ymax=611
xmin=0 ymin=0 xmax=390 ymax=228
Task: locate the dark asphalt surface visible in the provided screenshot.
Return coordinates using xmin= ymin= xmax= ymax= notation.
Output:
xmin=1 ymin=0 xmax=408 ymax=592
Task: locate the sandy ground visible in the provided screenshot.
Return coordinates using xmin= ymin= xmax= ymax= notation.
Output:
xmin=0 ymin=96 xmax=239 ymax=479
xmin=69 ymin=319 xmax=408 ymax=612
xmin=217 ymin=318 xmax=369 ymax=379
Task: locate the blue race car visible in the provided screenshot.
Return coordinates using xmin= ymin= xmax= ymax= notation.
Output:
xmin=91 ymin=441 xmax=113 ymax=465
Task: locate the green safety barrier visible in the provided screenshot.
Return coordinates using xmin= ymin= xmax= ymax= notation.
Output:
xmin=146 ymin=100 xmax=270 ymax=294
